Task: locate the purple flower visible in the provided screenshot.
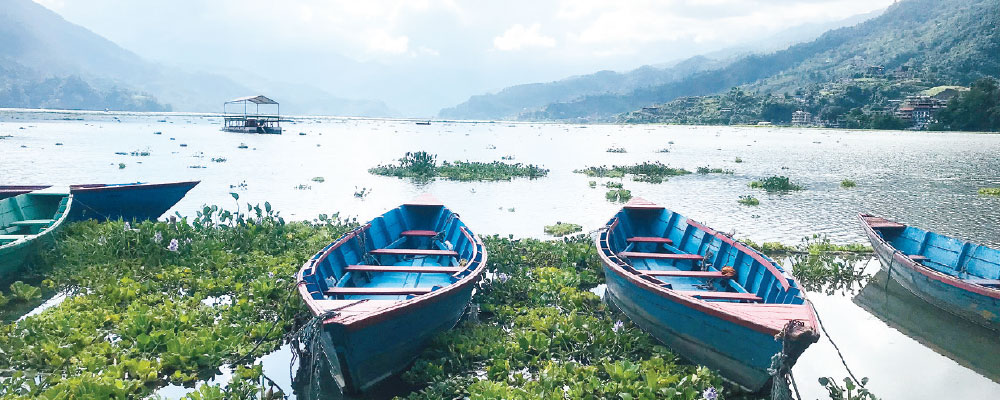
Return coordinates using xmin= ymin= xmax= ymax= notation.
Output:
xmin=123 ymin=222 xmax=131 ymax=231
xmin=153 ymin=231 xmax=162 ymax=243
xmin=496 ymin=272 xmax=510 ymax=283
xmin=612 ymin=320 xmax=624 ymax=333
xmin=702 ymin=387 xmax=718 ymax=400
xmin=167 ymin=238 xmax=179 ymax=252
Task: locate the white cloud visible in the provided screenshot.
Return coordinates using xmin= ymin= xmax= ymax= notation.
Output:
xmin=493 ymin=23 xmax=556 ymax=51
xmin=366 ymin=30 xmax=410 ymax=54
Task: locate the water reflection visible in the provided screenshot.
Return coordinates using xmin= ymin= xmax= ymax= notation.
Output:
xmin=853 ymin=271 xmax=1000 ymax=384
xmin=787 ymin=253 xmax=875 ymax=296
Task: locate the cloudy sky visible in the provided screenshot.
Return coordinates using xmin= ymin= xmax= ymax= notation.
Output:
xmin=35 ymin=0 xmax=895 ymax=115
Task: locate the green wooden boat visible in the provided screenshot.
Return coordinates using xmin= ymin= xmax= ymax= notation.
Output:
xmin=0 ymin=188 xmax=73 ymax=284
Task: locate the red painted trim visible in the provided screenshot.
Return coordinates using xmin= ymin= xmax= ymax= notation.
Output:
xmin=369 ymin=248 xmax=459 ymax=256
xmin=344 ymin=265 xmax=464 ymax=274
xmin=621 ymin=251 xmax=703 ymax=260
xmin=675 ymin=291 xmax=762 ymax=301
xmin=858 ymin=213 xmax=1000 ymax=299
xmin=325 ymin=287 xmax=435 ymax=296
xmin=401 ymin=230 xmax=437 ymax=237
xmin=686 ymin=220 xmax=791 ymax=290
xmin=627 ymin=236 xmax=674 ymax=244
xmin=643 ymin=270 xmax=727 ymax=278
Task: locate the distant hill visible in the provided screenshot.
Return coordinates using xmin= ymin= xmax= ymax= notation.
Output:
xmin=0 ymin=0 xmax=393 ymax=115
xmin=468 ymin=0 xmax=999 ymax=122
xmin=437 ymin=56 xmax=730 ymax=120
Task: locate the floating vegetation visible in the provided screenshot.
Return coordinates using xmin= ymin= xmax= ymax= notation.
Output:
xmin=655 ymin=148 xmax=670 ymax=153
xmin=118 ymin=163 xmax=126 ymax=169
xmin=401 ymin=236 xmax=726 ymax=399
xmin=211 ymin=157 xmax=227 ymax=163
xmin=311 ymin=177 xmax=325 ymax=183
xmin=229 ymin=181 xmax=248 ymax=190
xmin=788 ymin=252 xmax=873 ymax=296
xmin=0 ymin=206 xmax=357 ymax=398
xmin=294 ymin=184 xmax=312 ymax=190
xmin=238 ymin=143 xmax=249 ymax=149
xmin=369 ymin=151 xmax=548 ymax=181
xmin=978 ymin=187 xmax=1000 ymax=196
xmin=606 ymin=147 xmax=627 ymax=153
xmin=696 ymin=167 xmax=734 ymax=174
xmin=574 ymin=162 xmax=690 ymax=184
xmin=734 ymin=157 xmax=743 ymax=163
xmin=588 ymin=181 xmax=597 ymax=188
xmin=9 ymin=281 xmax=42 ymax=302
xmin=737 ymin=195 xmax=760 ymax=206
xmin=543 ymin=222 xmax=583 ymax=237
xmin=604 ymin=181 xmax=623 ymax=189
xmin=841 ymin=179 xmax=857 ymax=188
xmin=187 ymin=165 xmax=206 ymax=169
xmin=743 ymin=234 xmax=872 ymax=256
xmin=153 ymin=131 xmax=162 ymax=135
xmin=605 ymin=188 xmax=633 ymax=203
xmin=354 ymin=187 xmax=371 ymax=198
xmin=819 ymin=377 xmax=878 ymax=400
xmin=131 ymin=150 xmax=151 ymax=156
xmin=748 ymin=176 xmax=803 ymax=192
xmin=501 ymin=155 xmax=515 ymax=160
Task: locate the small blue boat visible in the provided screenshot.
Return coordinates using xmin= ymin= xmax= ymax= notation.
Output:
xmin=0 ymin=181 xmax=199 ymax=222
xmin=859 ymin=214 xmax=1000 ymax=331
xmin=597 ymin=198 xmax=819 ymax=392
xmin=296 ymin=194 xmax=487 ymax=393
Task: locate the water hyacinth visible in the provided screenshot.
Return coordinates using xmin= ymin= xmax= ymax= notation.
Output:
xmin=612 ymin=319 xmax=624 ymax=333
xmin=153 ymin=231 xmax=162 ymax=243
xmin=123 ymin=221 xmax=130 ymax=231
xmin=702 ymin=386 xmax=718 ymax=400
xmin=496 ymin=272 xmax=510 ymax=283
xmin=166 ymin=238 xmax=179 ymax=252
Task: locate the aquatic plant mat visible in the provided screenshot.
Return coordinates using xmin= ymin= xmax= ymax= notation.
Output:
xmin=0 ymin=206 xmax=359 ymax=398
xmin=369 ymin=151 xmax=548 ymax=181
xmin=0 ymin=208 xmax=875 ymax=399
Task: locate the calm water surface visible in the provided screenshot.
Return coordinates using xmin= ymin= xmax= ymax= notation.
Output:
xmin=2 ymin=110 xmax=999 ymax=399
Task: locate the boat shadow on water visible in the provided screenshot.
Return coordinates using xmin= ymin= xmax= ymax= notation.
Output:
xmin=853 ymin=270 xmax=1000 ymax=384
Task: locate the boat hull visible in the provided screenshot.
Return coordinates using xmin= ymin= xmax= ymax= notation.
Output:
xmin=603 ymin=264 xmax=781 ymax=391
xmin=868 ymin=235 xmax=1000 ymax=330
xmin=0 ymin=181 xmax=198 ymax=222
xmin=324 ymin=283 xmax=475 ymax=392
xmin=0 ymin=191 xmax=72 ymax=284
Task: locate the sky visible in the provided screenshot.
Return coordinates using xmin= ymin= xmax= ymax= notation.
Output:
xmin=35 ymin=0 xmax=896 ymax=116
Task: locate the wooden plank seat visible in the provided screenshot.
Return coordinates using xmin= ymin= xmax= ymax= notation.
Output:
xmin=620 ymin=251 xmax=703 ymax=260
xmin=0 ymin=234 xmax=30 ymax=241
xmin=675 ymin=291 xmax=762 ymax=302
xmin=9 ymin=220 xmax=55 ymax=226
xmin=324 ymin=287 xmax=435 ymax=296
xmin=400 ymin=230 xmax=437 ymax=237
xmin=369 ymin=249 xmax=459 ymax=257
xmin=627 ymin=236 xmax=673 ymax=244
xmin=643 ymin=270 xmax=727 ymax=278
xmin=907 ymin=254 xmax=929 ymax=261
xmin=345 ymin=265 xmax=464 ymax=274
xmin=964 ymin=279 xmax=1000 ymax=287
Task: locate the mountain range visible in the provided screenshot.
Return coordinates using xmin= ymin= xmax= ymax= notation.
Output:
xmin=441 ymin=0 xmax=999 ymax=122
xmin=0 ymin=0 xmax=393 ymax=115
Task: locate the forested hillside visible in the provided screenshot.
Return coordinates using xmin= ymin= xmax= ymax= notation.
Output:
xmin=525 ymin=0 xmax=1000 ymax=122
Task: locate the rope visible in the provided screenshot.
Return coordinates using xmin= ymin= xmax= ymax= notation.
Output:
xmin=814 ymin=304 xmax=865 ymax=388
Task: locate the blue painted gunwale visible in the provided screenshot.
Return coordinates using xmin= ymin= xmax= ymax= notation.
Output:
xmin=0 ymin=189 xmax=73 ymax=284
xmin=296 ymin=196 xmax=487 ymax=393
xmin=0 ymin=181 xmax=199 ymax=222
xmin=859 ymin=213 xmax=1000 ymax=330
xmin=597 ymin=198 xmax=819 ymax=392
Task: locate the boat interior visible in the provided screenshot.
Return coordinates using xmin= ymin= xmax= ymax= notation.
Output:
xmin=301 ymin=203 xmax=482 ymax=307
xmin=864 ymin=215 xmax=1000 ymax=286
xmin=0 ymin=192 xmax=70 ymax=245
xmin=603 ymin=206 xmax=805 ymax=305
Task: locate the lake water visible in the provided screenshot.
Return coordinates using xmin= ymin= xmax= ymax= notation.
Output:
xmin=2 ymin=109 xmax=999 ymax=399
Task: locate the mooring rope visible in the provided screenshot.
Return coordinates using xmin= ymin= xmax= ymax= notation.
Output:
xmin=813 ymin=303 xmax=865 ymax=388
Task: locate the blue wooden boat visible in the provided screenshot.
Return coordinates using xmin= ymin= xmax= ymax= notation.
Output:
xmin=597 ymin=198 xmax=819 ymax=392
xmin=296 ymin=194 xmax=487 ymax=393
xmin=1 ymin=187 xmax=72 ymax=284
xmin=0 ymin=181 xmax=199 ymax=222
xmin=859 ymin=214 xmax=1000 ymax=331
